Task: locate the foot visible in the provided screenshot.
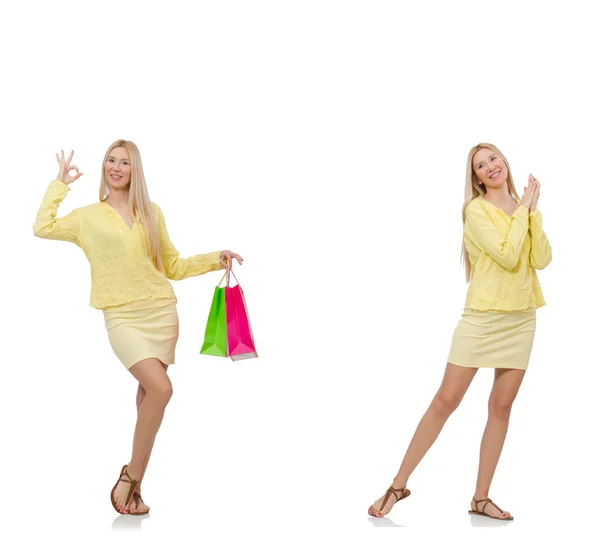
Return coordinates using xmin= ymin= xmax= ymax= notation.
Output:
xmin=470 ymin=496 xmax=512 ymax=520
xmin=368 ymin=485 xmax=411 ymax=518
xmin=128 ymin=490 xmax=150 ymax=514
xmin=111 ymin=464 xmax=141 ymax=514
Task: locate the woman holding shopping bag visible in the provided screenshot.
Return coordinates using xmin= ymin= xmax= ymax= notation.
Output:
xmin=33 ymin=141 xmax=243 ymax=515
xmin=368 ymin=143 xmax=552 ymax=520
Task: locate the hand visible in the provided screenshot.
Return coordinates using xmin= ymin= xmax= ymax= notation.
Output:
xmin=56 ymin=150 xmax=83 ymax=185
xmin=529 ymin=174 xmax=540 ymax=212
xmin=220 ymin=250 xmax=243 ymax=268
xmin=520 ymin=174 xmax=539 ymax=210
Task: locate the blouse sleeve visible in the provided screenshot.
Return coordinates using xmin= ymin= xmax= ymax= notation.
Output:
xmin=32 ymin=180 xmax=82 ymax=247
xmin=154 ymin=203 xmax=224 ymax=280
xmin=464 ymin=200 xmax=530 ymax=271
xmin=528 ymin=208 xmax=552 ymax=270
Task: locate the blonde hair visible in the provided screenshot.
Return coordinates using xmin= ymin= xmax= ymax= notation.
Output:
xmin=461 ymin=143 xmax=521 ymax=282
xmin=99 ymin=139 xmax=164 ymax=272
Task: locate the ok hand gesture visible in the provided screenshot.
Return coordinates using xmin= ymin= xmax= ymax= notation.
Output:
xmin=56 ymin=150 xmax=83 ymax=185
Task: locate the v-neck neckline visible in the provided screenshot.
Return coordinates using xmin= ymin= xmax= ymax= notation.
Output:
xmin=101 ymin=201 xmax=137 ymax=232
xmin=480 ymin=197 xmax=519 ymax=218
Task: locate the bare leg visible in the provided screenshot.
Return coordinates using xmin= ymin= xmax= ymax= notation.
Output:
xmin=135 ymin=364 xmax=169 ymax=490
xmin=112 ymin=358 xmax=173 ymax=513
xmin=369 ymin=362 xmax=478 ymax=517
xmin=471 ymin=367 xmax=525 ymax=519
xmin=135 ymin=383 xmax=150 ymax=494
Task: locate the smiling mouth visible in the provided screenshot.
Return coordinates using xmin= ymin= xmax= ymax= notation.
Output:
xmin=110 ymin=175 xmax=122 ymax=179
xmin=489 ymin=170 xmax=501 ymax=179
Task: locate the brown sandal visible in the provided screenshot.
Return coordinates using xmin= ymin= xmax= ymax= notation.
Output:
xmin=368 ymin=486 xmax=411 ymax=517
xmin=130 ymin=492 xmax=149 ymax=514
xmin=468 ymin=497 xmax=513 ymax=520
xmin=110 ymin=464 xmax=142 ymax=515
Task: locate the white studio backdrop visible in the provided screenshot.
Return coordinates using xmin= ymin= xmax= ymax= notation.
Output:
xmin=1 ymin=0 xmax=598 ymax=558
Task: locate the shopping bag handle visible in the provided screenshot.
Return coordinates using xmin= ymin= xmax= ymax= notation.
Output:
xmin=226 ymin=264 xmax=239 ymax=287
xmin=217 ymin=264 xmax=240 ymax=287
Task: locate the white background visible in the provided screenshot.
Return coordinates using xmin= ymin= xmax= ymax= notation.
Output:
xmin=1 ymin=0 xmax=598 ymax=558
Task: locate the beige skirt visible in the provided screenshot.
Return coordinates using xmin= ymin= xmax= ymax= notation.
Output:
xmin=447 ymin=309 xmax=536 ymax=370
xmin=103 ymin=302 xmax=179 ymax=369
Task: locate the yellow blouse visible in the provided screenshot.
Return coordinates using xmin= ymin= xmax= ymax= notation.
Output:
xmin=33 ymin=180 xmax=224 ymax=310
xmin=463 ymin=197 xmax=552 ymax=312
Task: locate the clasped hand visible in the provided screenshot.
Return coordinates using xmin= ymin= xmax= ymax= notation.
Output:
xmin=520 ymin=174 xmax=540 ymax=211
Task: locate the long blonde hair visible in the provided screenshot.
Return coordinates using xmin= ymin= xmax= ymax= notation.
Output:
xmin=99 ymin=139 xmax=164 ymax=272
xmin=461 ymin=143 xmax=521 ymax=282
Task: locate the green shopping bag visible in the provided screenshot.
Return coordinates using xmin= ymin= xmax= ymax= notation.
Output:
xmin=200 ymin=271 xmax=228 ymax=357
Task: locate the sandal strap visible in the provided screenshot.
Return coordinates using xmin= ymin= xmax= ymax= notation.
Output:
xmin=133 ymin=491 xmax=144 ymax=505
xmin=485 ymin=499 xmax=505 ymax=515
xmin=119 ymin=471 xmax=136 ymax=485
xmin=119 ymin=468 xmax=139 ymax=508
xmin=472 ymin=497 xmax=491 ymax=511
xmin=380 ymin=486 xmax=406 ymax=512
xmin=131 ymin=492 xmax=140 ymax=509
xmin=472 ymin=497 xmax=505 ymax=516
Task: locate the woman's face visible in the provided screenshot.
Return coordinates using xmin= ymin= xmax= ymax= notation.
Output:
xmin=472 ymin=148 xmax=508 ymax=191
xmin=104 ymin=147 xmax=131 ymax=190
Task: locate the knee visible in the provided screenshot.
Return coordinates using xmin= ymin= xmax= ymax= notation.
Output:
xmin=149 ymin=381 xmax=173 ymax=406
xmin=431 ymin=392 xmax=462 ymax=417
xmin=488 ymin=397 xmax=513 ymax=420
xmin=160 ymin=382 xmax=173 ymax=405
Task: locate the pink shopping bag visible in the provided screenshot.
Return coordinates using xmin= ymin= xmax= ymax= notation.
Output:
xmin=225 ymin=267 xmax=258 ymax=361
